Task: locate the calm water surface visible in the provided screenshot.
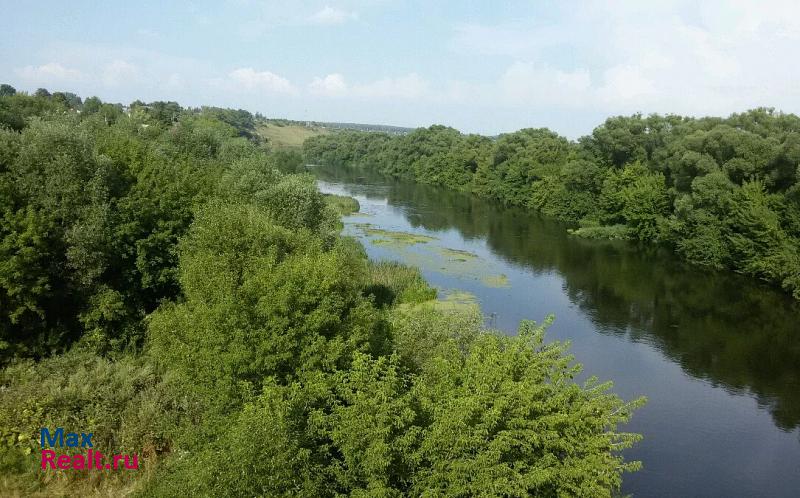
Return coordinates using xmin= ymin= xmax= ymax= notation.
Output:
xmin=315 ymin=165 xmax=800 ymax=498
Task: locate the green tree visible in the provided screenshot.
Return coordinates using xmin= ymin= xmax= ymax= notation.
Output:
xmin=596 ymin=162 xmax=669 ymax=242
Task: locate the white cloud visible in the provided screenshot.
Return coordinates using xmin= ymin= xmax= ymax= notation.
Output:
xmin=499 ymin=62 xmax=592 ymax=107
xmin=9 ymin=42 xmax=216 ymax=104
xmin=448 ymin=0 xmax=800 ymax=118
xmin=450 ymin=22 xmax=565 ymax=59
xmin=353 ymin=74 xmax=429 ymax=99
xmin=309 ymin=73 xmax=348 ymax=97
xmin=596 ymin=65 xmax=657 ymax=108
xmin=308 ymin=6 xmax=358 ymax=25
xmin=228 ymin=67 xmax=297 ymax=94
xmin=307 ymin=73 xmax=430 ymax=100
xmin=15 ymin=62 xmax=85 ymax=83
xmin=166 ymin=73 xmax=184 ymax=89
xmin=102 ymin=60 xmax=140 ymax=87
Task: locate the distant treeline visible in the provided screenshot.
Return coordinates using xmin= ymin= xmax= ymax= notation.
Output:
xmin=321 ymin=121 xmax=414 ymax=134
xmin=303 ymin=111 xmax=800 ymax=299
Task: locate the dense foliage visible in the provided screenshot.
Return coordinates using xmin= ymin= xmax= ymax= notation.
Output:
xmin=0 ymin=87 xmax=642 ymax=496
xmin=304 ymin=112 xmax=800 ymax=299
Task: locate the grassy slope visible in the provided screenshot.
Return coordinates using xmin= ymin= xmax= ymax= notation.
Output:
xmin=257 ymin=122 xmax=329 ymax=149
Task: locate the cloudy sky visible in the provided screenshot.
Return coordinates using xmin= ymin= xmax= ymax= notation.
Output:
xmin=2 ymin=0 xmax=799 ymax=137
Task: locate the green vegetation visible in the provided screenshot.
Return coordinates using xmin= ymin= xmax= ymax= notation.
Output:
xmin=324 ymin=193 xmax=361 ymax=217
xmin=304 ymin=112 xmax=800 ymax=299
xmin=0 ymin=87 xmax=642 ymax=497
xmin=364 ymin=260 xmax=436 ymax=305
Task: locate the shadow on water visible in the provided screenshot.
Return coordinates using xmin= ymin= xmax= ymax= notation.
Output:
xmin=316 ymin=165 xmax=800 ymax=432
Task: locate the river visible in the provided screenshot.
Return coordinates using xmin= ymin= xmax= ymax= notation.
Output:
xmin=314 ymin=164 xmax=800 ymax=497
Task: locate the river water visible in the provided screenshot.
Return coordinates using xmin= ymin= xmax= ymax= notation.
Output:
xmin=315 ymin=165 xmax=800 ymax=497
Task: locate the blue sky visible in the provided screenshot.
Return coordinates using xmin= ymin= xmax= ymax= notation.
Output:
xmin=2 ymin=0 xmax=799 ymax=137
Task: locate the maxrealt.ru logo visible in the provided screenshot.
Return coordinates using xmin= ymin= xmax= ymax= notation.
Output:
xmin=40 ymin=428 xmax=138 ymax=470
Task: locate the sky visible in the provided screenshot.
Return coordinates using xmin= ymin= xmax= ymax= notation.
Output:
xmin=1 ymin=0 xmax=799 ymax=138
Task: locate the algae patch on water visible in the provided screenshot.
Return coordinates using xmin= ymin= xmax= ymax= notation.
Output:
xmin=361 ymin=227 xmax=437 ymax=246
xmin=398 ymin=289 xmax=480 ymax=314
xmin=438 ymin=247 xmax=479 ymax=262
xmin=430 ymin=290 xmax=481 ymax=313
xmin=349 ymin=224 xmax=506 ymax=288
xmin=400 ymin=248 xmax=509 ymax=288
xmin=481 ymin=273 xmax=510 ymax=288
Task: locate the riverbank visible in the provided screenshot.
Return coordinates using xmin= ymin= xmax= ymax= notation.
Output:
xmin=303 ymin=113 xmax=800 ymax=300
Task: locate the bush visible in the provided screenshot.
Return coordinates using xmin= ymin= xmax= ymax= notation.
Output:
xmin=323 ymin=194 xmax=360 ymax=217
xmin=255 ymin=174 xmax=330 ymax=232
xmin=569 ymin=223 xmax=633 ymax=240
xmin=148 ymin=201 xmax=387 ymax=429
xmin=364 ymin=261 xmax=436 ymax=307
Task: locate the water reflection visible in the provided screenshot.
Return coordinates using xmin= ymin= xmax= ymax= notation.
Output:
xmin=317 ymin=165 xmax=800 ymax=431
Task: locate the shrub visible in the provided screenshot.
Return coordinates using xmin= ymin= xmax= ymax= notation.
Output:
xmin=364 ymin=261 xmax=436 ymax=307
